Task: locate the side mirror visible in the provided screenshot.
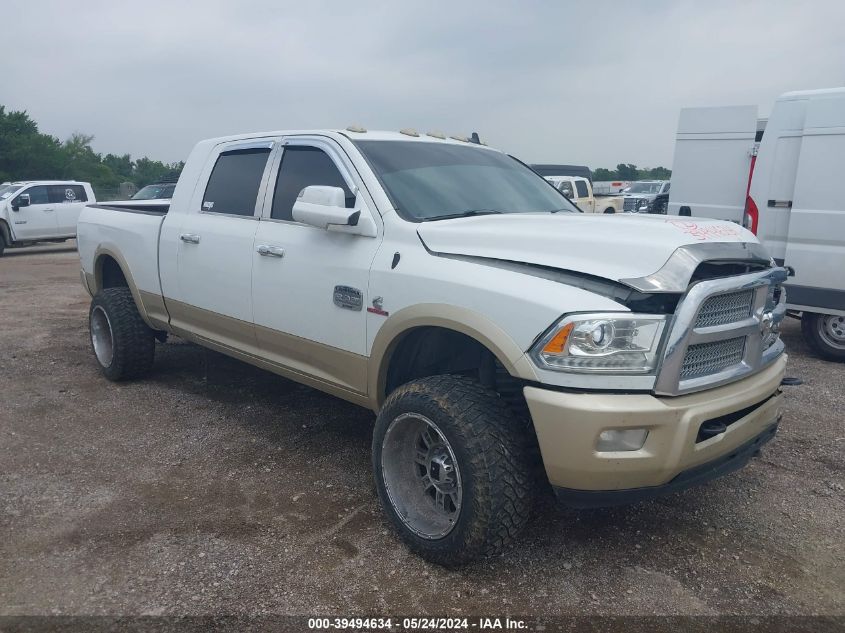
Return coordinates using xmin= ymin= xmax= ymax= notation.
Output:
xmin=292 ymin=186 xmax=358 ymax=230
xmin=12 ymin=193 xmax=30 ymax=211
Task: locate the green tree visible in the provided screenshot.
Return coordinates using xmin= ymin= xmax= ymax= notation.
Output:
xmin=0 ymin=104 xmax=184 ymax=197
xmin=0 ymin=106 xmax=65 ymax=182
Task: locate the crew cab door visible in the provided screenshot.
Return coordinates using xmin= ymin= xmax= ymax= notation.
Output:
xmin=573 ymin=179 xmax=594 ymax=212
xmin=251 ymin=136 xmax=381 ymax=395
xmin=668 ymin=105 xmax=759 ymax=221
xmin=8 ymin=185 xmax=59 ymax=240
xmin=167 ymin=139 xmax=276 ymax=351
xmin=50 ymin=184 xmax=89 ymax=235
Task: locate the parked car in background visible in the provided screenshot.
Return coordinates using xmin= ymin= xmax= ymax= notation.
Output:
xmin=77 ymin=128 xmax=787 ymax=564
xmin=132 ymin=182 xmax=176 ymax=201
xmin=544 ymin=175 xmax=623 ymax=213
xmin=668 ymin=87 xmax=845 ymax=361
xmin=621 ymin=180 xmax=671 ymax=213
xmin=593 ymin=180 xmax=632 ymax=194
xmin=0 ymin=180 xmax=95 ymax=256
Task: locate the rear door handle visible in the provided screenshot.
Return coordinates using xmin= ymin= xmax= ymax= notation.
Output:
xmin=180 ymin=233 xmax=201 ymax=244
xmin=256 ymin=244 xmax=285 ymax=258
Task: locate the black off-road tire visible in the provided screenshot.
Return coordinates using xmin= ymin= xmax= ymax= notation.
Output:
xmin=801 ymin=312 xmax=845 ymax=362
xmin=89 ymin=288 xmax=156 ymax=380
xmin=372 ymin=375 xmax=534 ymax=566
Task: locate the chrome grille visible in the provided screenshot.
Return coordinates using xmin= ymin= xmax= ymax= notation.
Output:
xmin=623 ymin=198 xmax=640 ymax=212
xmin=695 ymin=290 xmax=754 ymax=328
xmin=681 ymin=337 xmax=746 ymax=380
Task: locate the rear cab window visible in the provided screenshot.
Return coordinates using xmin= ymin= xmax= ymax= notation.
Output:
xmin=48 ymin=185 xmax=87 ymax=203
xmin=574 ymin=180 xmax=589 ymax=198
xmin=202 ymin=146 xmax=272 ymax=217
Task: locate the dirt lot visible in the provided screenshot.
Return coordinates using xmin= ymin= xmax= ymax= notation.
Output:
xmin=0 ymin=243 xmax=842 ymax=617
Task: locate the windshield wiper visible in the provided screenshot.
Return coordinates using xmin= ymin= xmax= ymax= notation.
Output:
xmin=421 ymin=209 xmax=504 ymax=222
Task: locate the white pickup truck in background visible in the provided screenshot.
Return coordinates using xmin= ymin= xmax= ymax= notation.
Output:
xmin=0 ymin=180 xmax=95 ymax=256
xmin=668 ymin=88 xmax=845 ymax=361
xmin=76 ymin=128 xmax=788 ymax=565
xmin=544 ymin=175 xmax=623 ymax=213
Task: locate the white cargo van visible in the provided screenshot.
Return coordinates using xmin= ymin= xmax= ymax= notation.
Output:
xmin=668 ymin=88 xmax=845 ymax=361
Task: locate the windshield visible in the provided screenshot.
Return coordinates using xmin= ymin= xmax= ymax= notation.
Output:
xmin=354 ymin=140 xmax=577 ymax=221
xmin=132 ymin=183 xmax=175 ymax=200
xmin=623 ymin=182 xmax=663 ymax=194
xmin=0 ymin=185 xmax=23 ymax=200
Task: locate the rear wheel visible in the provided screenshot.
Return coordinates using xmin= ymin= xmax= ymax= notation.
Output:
xmin=89 ymin=288 xmax=156 ymax=380
xmin=372 ymin=375 xmax=534 ymax=566
xmin=801 ymin=312 xmax=845 ymax=362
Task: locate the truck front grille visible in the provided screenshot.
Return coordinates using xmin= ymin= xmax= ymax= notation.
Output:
xmin=695 ymin=290 xmax=754 ymax=328
xmin=653 ymin=266 xmax=788 ymax=396
xmin=623 ymin=198 xmax=640 ymax=212
xmin=681 ymin=337 xmax=746 ymax=379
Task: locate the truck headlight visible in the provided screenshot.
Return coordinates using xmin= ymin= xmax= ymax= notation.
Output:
xmin=531 ymin=313 xmax=667 ymax=373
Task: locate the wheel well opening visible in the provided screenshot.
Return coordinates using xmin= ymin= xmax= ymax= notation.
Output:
xmin=384 ymin=326 xmax=528 ymax=418
xmin=99 ymin=255 xmax=128 ymax=290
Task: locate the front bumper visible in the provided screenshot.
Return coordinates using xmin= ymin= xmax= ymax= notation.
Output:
xmin=524 ymin=355 xmax=786 ymax=500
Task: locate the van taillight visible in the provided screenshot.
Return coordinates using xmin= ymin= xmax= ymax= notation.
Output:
xmin=743 ymin=196 xmax=759 ymax=234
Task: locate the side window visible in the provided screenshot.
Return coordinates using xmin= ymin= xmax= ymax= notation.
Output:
xmin=556 ymin=180 xmax=574 ymax=198
xmin=202 ymin=148 xmax=271 ymax=216
xmin=663 ymin=182 xmax=671 ymax=193
xmin=574 ymin=180 xmax=589 ymax=198
xmin=48 ymin=185 xmax=88 ymax=203
xmin=271 ymin=146 xmax=354 ymax=221
xmin=19 ymin=185 xmax=50 ymax=205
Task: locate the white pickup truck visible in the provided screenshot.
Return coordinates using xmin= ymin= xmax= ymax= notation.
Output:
xmin=77 ymin=129 xmax=788 ymax=565
xmin=0 ymin=180 xmax=95 ymax=256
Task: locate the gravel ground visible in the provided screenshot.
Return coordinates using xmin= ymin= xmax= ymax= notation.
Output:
xmin=0 ymin=243 xmax=842 ymax=617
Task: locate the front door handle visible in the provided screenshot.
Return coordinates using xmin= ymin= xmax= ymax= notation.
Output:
xmin=180 ymin=233 xmax=201 ymax=244
xmin=256 ymin=244 xmax=285 ymax=258
xmin=43 ymin=208 xmax=55 ymax=212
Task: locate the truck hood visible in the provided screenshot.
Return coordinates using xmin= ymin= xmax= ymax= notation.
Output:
xmin=417 ymin=213 xmax=757 ymax=286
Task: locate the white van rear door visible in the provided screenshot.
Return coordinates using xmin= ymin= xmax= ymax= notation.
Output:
xmin=783 ymin=94 xmax=845 ymax=314
xmin=668 ymin=106 xmax=758 ymax=222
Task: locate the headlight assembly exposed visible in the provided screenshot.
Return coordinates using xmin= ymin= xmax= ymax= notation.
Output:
xmin=531 ymin=313 xmax=667 ymax=373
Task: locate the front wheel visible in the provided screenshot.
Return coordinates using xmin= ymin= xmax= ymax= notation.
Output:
xmin=603 ymin=207 xmax=615 ymax=214
xmin=801 ymin=312 xmax=845 ymax=362
xmin=89 ymin=288 xmax=156 ymax=380
xmin=372 ymin=375 xmax=534 ymax=566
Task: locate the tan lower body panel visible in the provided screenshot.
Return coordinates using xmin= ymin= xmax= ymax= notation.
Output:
xmin=525 ymin=355 xmax=787 ymax=491
xmin=165 ymin=298 xmax=371 ymax=408
xmin=139 ymin=290 xmax=170 ymax=331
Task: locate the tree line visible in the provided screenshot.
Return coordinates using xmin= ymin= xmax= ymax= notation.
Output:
xmin=0 ymin=105 xmax=183 ymax=194
xmin=592 ymin=163 xmax=671 ymax=181
xmin=2 ymin=105 xmax=669 ymax=193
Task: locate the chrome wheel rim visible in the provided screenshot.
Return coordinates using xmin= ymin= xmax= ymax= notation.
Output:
xmin=381 ymin=413 xmax=462 ymax=539
xmin=818 ymin=314 xmax=845 ymax=350
xmin=90 ymin=305 xmax=114 ymax=367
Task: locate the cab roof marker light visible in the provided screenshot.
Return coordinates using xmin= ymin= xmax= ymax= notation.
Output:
xmin=400 ymin=128 xmax=420 ymax=137
xmin=426 ymin=131 xmax=446 ymax=139
xmin=346 ymin=125 xmax=367 ymax=133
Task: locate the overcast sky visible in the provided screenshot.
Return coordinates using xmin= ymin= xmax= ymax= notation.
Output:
xmin=3 ymin=0 xmax=844 ymax=168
